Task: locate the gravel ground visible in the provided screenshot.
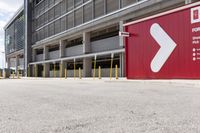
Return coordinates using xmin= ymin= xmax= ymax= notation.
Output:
xmin=0 ymin=79 xmax=200 ymax=133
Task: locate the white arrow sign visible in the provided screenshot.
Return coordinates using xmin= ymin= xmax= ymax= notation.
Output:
xmin=150 ymin=23 xmax=177 ymax=73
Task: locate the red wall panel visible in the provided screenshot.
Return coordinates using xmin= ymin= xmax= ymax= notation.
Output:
xmin=125 ymin=2 xmax=200 ymax=79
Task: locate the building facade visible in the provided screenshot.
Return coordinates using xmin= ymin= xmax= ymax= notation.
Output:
xmin=4 ymin=0 xmax=198 ymax=78
xmin=4 ymin=7 xmax=24 ymax=75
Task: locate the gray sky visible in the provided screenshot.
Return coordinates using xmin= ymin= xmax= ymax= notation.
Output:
xmin=0 ymin=0 xmax=23 ymax=68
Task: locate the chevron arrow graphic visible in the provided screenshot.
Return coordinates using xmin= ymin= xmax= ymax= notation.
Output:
xmin=150 ymin=23 xmax=177 ymax=73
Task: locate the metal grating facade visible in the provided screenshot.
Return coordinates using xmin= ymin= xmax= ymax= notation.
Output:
xmin=31 ymin=0 xmax=141 ymax=44
xmin=5 ymin=11 xmax=25 ymax=54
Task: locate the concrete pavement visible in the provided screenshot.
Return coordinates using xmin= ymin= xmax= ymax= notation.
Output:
xmin=0 ymin=79 xmax=200 ymax=133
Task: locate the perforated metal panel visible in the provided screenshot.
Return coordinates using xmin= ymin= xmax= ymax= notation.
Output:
xmin=94 ymin=0 xmax=105 ymax=18
xmin=44 ymin=0 xmax=48 ymax=11
xmin=83 ymin=3 xmax=93 ymax=22
xmin=61 ymin=0 xmax=67 ymax=15
xmin=75 ymin=0 xmax=82 ymax=7
xmin=44 ymin=12 xmax=48 ymax=24
xmin=40 ymin=2 xmax=45 ymax=14
xmin=32 ymin=20 xmax=36 ymax=32
xmin=5 ymin=24 xmax=15 ymax=54
xmin=40 ymin=28 xmax=45 ymax=40
xmin=122 ymin=0 xmax=137 ymax=7
xmin=106 ymin=0 xmax=119 ymax=13
xmin=75 ymin=8 xmax=83 ymax=26
xmin=54 ymin=3 xmax=61 ymax=18
xmin=61 ymin=17 xmax=66 ymax=32
xmin=37 ymin=30 xmax=41 ymax=41
xmin=48 ymin=8 xmax=54 ymax=22
xmin=5 ymin=11 xmax=24 ymax=54
xmin=68 ymin=0 xmax=74 ymax=11
xmin=40 ymin=14 xmax=45 ymax=27
xmin=49 ymin=0 xmax=54 ymax=7
xmin=32 ymin=33 xmax=37 ymax=44
xmin=15 ymin=14 xmax=24 ymax=51
xmin=49 ymin=23 xmax=54 ymax=36
xmin=31 ymin=0 xmax=142 ymax=44
xmin=84 ymin=0 xmax=90 ymax=2
xmin=67 ymin=13 xmax=74 ymax=29
xmin=44 ymin=26 xmax=48 ymax=38
xmin=55 ymin=0 xmax=60 ymax=4
xmin=55 ymin=19 xmax=61 ymax=34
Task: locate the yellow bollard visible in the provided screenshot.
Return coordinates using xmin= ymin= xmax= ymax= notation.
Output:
xmin=65 ymin=68 xmax=67 ymax=79
xmin=93 ymin=59 xmax=96 ymax=79
xmin=115 ymin=65 xmax=118 ymax=80
xmin=54 ymin=64 xmax=56 ymax=78
xmin=98 ymin=66 xmax=101 ymax=79
xmin=110 ymin=58 xmax=113 ymax=80
xmin=60 ymin=63 xmax=63 ymax=78
xmin=79 ymin=67 xmax=82 ymax=79
xmin=74 ymin=62 xmax=76 ymax=79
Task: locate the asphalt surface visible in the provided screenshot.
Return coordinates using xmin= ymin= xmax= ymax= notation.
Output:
xmin=0 ymin=79 xmax=200 ymax=133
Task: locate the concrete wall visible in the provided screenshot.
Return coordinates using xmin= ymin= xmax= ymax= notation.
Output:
xmin=65 ymin=45 xmax=83 ymax=57
xmin=49 ymin=71 xmax=60 ymax=77
xmin=9 ymin=58 xmax=16 ymax=69
xmin=49 ymin=70 xmax=83 ymax=77
xmin=9 ymin=57 xmax=24 ymax=70
xmin=91 ymin=36 xmax=120 ymax=53
xmin=49 ymin=50 xmax=59 ymax=60
xmin=19 ymin=58 xmax=24 ymax=69
xmin=36 ymin=54 xmax=43 ymax=62
xmin=38 ymin=65 xmax=120 ymax=78
xmin=92 ymin=68 xmax=120 ymax=77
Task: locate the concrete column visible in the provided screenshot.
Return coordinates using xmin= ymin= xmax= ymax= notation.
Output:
xmin=32 ymin=65 xmax=35 ymax=77
xmin=15 ymin=56 xmax=19 ymax=75
xmin=83 ymin=32 xmax=91 ymax=54
xmin=120 ymin=53 xmax=125 ymax=77
xmin=83 ymin=58 xmax=92 ymax=77
xmin=59 ymin=40 xmax=66 ymax=58
xmin=83 ymin=32 xmax=92 ymax=77
xmin=6 ymin=58 xmax=11 ymax=77
xmin=7 ymin=58 xmax=10 ymax=70
xmin=43 ymin=46 xmax=49 ymax=60
xmin=43 ymin=63 xmax=50 ymax=77
xmin=60 ymin=61 xmax=66 ymax=77
xmin=119 ymin=21 xmax=125 ymax=47
xmin=32 ymin=49 xmax=36 ymax=62
xmin=27 ymin=64 xmax=32 ymax=77
xmin=24 ymin=0 xmax=32 ymax=77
